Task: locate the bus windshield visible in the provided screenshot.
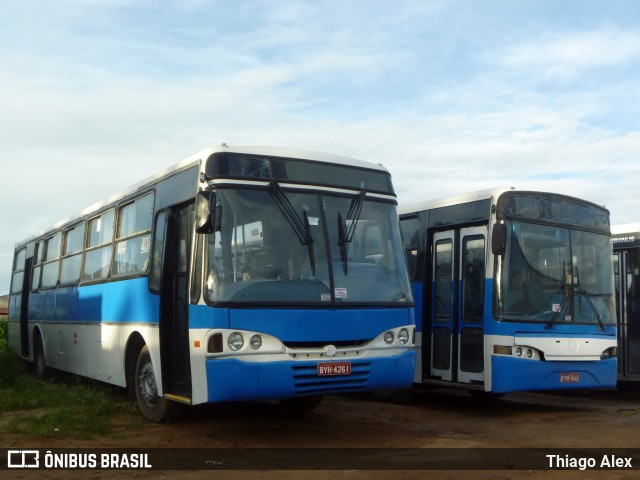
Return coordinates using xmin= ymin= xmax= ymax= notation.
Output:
xmin=495 ymin=220 xmax=615 ymax=326
xmin=205 ymin=187 xmax=412 ymax=305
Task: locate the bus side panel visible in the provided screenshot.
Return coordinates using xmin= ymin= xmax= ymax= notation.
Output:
xmin=20 ymin=278 xmax=160 ymax=386
xmin=7 ymin=294 xmax=21 ymax=354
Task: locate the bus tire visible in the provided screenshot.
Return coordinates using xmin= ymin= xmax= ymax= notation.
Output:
xmin=134 ymin=345 xmax=178 ymax=423
xmin=33 ymin=334 xmax=50 ymax=380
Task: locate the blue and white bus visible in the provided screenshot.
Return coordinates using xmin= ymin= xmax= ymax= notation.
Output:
xmin=399 ymin=187 xmax=617 ymax=394
xmin=612 ymin=224 xmax=640 ymax=382
xmin=8 ymin=145 xmax=415 ymax=421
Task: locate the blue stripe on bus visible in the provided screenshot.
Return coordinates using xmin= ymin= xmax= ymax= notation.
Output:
xmin=491 ymin=356 xmax=617 ymax=392
xmin=26 ymin=278 xmax=160 ymax=323
xmin=205 ymin=350 xmax=416 ymax=402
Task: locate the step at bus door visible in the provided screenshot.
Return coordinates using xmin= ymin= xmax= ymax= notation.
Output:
xmin=430 ymin=227 xmax=486 ymax=384
xmin=159 ymin=202 xmax=194 ymax=399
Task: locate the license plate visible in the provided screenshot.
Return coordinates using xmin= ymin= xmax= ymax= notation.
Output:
xmin=560 ymin=372 xmax=580 ymax=383
xmin=317 ymin=362 xmax=352 ymax=376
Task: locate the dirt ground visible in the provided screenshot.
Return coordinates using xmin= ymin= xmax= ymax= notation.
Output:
xmin=3 ymin=386 xmax=640 ymax=480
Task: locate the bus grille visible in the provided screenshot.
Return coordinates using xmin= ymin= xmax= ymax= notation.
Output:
xmin=291 ymin=362 xmax=372 ymax=395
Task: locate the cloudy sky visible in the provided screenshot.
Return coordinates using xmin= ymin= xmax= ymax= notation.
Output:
xmin=2 ymin=0 xmax=640 ymax=293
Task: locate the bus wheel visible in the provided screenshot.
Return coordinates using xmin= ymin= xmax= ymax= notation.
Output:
xmin=33 ymin=335 xmax=50 ymax=380
xmin=135 ymin=345 xmax=176 ymax=422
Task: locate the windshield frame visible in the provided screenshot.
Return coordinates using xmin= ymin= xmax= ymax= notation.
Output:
xmin=203 ymin=183 xmax=414 ymax=308
xmin=493 ymin=218 xmax=616 ymax=327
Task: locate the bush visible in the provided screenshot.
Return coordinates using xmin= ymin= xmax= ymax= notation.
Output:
xmin=0 ymin=317 xmax=7 ymax=348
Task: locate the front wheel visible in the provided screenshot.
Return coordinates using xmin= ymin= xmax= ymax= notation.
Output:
xmin=134 ymin=345 xmax=179 ymax=422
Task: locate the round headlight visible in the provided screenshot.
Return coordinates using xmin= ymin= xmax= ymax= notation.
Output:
xmin=250 ymin=335 xmax=262 ymax=350
xmin=398 ymin=329 xmax=409 ymax=345
xmin=526 ymin=348 xmax=533 ymax=358
xmin=515 ymin=347 xmax=522 ymax=357
xmin=384 ymin=331 xmax=394 ymax=345
xmin=228 ymin=332 xmax=244 ymax=351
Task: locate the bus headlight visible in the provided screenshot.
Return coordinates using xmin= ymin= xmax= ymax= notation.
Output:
xmin=384 ymin=331 xmax=395 ymax=345
xmin=228 ymin=332 xmax=244 ymax=351
xmin=250 ymin=335 xmax=263 ymax=350
xmin=515 ymin=347 xmax=523 ymax=357
xmin=601 ymin=347 xmax=617 ymax=359
xmin=398 ymin=329 xmax=410 ymax=345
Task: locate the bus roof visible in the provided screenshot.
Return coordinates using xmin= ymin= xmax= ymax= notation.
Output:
xmin=15 ymin=145 xmax=389 ymax=247
xmin=399 ymin=187 xmax=516 ymax=216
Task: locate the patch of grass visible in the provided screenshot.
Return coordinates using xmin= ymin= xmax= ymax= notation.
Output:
xmin=0 ymin=327 xmax=138 ymax=440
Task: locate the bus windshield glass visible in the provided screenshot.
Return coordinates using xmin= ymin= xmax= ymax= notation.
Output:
xmin=495 ymin=220 xmax=615 ymax=326
xmin=205 ymin=187 xmax=412 ymax=305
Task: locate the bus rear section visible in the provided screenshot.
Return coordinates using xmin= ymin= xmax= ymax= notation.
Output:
xmin=400 ymin=188 xmax=617 ymax=394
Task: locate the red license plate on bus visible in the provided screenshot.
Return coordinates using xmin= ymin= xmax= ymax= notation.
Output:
xmin=317 ymin=362 xmax=352 ymax=376
xmin=560 ymin=372 xmax=580 ymax=383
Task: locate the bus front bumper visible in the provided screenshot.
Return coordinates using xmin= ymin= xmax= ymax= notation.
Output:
xmin=204 ymin=350 xmax=416 ymax=403
xmin=491 ymin=355 xmax=617 ymax=393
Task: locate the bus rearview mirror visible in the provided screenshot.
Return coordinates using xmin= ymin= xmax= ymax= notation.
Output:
xmin=491 ymin=223 xmax=506 ymax=256
xmin=196 ymin=191 xmax=214 ymax=234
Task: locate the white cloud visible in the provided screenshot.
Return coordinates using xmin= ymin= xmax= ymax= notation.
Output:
xmin=2 ymin=2 xmax=640 ymax=293
xmin=499 ymin=28 xmax=640 ymax=80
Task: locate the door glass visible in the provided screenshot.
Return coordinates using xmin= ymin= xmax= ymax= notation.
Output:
xmin=462 ymin=236 xmax=485 ymax=324
xmin=625 ymin=251 xmax=640 ymax=374
xmin=434 ymin=239 xmax=452 ymax=323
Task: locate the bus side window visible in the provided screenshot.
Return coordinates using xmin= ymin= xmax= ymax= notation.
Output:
xmin=10 ymin=248 xmax=26 ymax=294
xmin=82 ymin=210 xmax=115 ymax=282
xmin=42 ymin=232 xmax=62 ymax=289
xmin=400 ymin=217 xmax=420 ymax=281
xmin=32 ymin=241 xmax=43 ymax=291
xmin=114 ymin=193 xmax=154 ymax=277
xmin=60 ymin=222 xmax=86 ymax=286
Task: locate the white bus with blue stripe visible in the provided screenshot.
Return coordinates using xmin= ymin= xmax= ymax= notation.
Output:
xmin=8 ymin=145 xmax=415 ymax=421
xmin=399 ymin=187 xmax=616 ymax=394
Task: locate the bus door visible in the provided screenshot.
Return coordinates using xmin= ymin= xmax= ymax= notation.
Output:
xmin=430 ymin=227 xmax=486 ymax=384
xmin=617 ymin=250 xmax=640 ymax=379
xmin=159 ymin=203 xmax=194 ymax=399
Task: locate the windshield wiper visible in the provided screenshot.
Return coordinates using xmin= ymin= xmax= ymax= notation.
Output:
xmin=337 ymin=190 xmax=366 ymax=275
xmin=545 ymin=266 xmax=605 ymax=331
xmin=268 ymin=180 xmax=315 ymax=275
xmin=575 ymin=267 xmax=605 ymax=331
